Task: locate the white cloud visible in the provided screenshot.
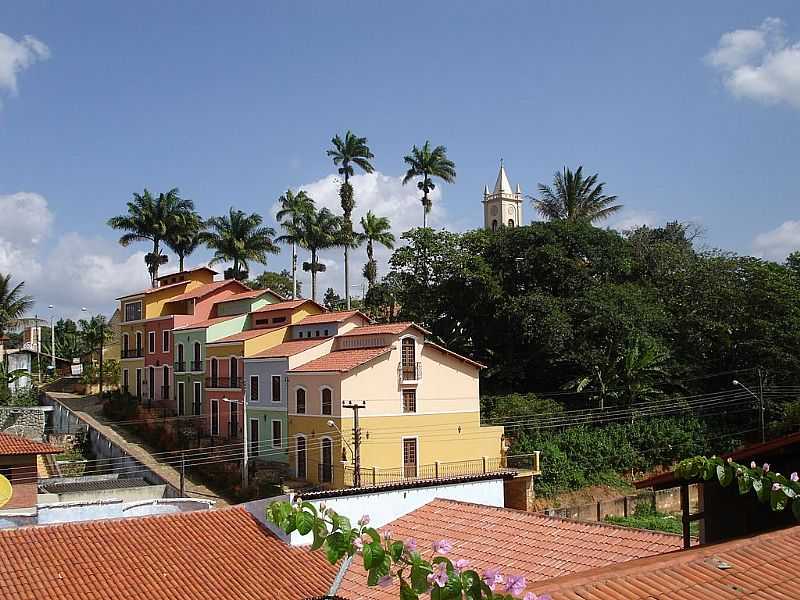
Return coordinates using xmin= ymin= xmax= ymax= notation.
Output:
xmin=0 ymin=192 xmax=150 ymax=319
xmin=0 ymin=33 xmax=49 ymax=103
xmin=706 ymin=17 xmax=800 ymax=109
xmin=752 ymin=220 xmax=800 ymax=261
xmin=280 ymin=171 xmax=446 ymax=298
xmin=608 ymin=210 xmax=659 ymax=232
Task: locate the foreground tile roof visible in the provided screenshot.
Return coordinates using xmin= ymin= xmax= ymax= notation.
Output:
xmin=533 ymin=524 xmax=800 ymax=599
xmin=296 ymin=310 xmax=370 ymax=325
xmin=0 ymin=506 xmax=337 ymax=600
xmin=0 ymin=433 xmax=60 ymax=456
xmin=249 ymin=338 xmax=330 ymax=358
xmin=338 ymin=499 xmax=681 ymax=600
xmin=289 ymin=346 xmax=392 ymax=373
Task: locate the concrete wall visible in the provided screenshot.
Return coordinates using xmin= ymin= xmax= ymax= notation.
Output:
xmin=540 ymin=486 xmax=699 ymax=522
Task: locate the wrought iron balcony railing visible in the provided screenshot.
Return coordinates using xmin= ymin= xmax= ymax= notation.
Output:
xmin=121 ymin=348 xmax=143 ymax=359
xmin=205 ymin=377 xmax=242 ymax=389
xmin=398 ymin=361 xmax=423 ymax=383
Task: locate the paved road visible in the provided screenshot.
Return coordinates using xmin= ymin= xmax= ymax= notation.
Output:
xmin=47 ymin=392 xmax=229 ymax=507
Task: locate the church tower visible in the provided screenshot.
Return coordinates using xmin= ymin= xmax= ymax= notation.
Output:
xmin=483 ymin=161 xmax=523 ymax=231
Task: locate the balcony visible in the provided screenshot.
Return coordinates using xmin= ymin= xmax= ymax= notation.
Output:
xmin=161 ymin=385 xmax=170 ymax=401
xmin=190 ymin=360 xmax=203 ymax=372
xmin=205 ymin=376 xmax=242 ymax=390
xmin=398 ymin=361 xmax=423 ymax=383
xmin=174 ymin=361 xmax=186 ymax=372
xmin=121 ymin=348 xmax=143 ymax=359
xmin=343 ymin=452 xmax=541 ymax=488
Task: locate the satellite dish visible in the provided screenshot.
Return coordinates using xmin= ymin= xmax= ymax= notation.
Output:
xmin=0 ymin=474 xmax=11 ymax=509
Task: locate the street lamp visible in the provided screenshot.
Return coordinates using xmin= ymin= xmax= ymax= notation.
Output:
xmin=327 ymin=419 xmax=354 ymax=464
xmin=733 ymin=379 xmax=765 ymax=443
xmin=47 ymin=305 xmax=55 ymax=374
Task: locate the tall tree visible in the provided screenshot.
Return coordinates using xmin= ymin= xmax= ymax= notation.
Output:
xmin=0 ymin=274 xmax=33 ymax=337
xmin=402 ymin=141 xmax=457 ymax=228
xmin=292 ymin=207 xmax=341 ymax=302
xmin=534 ymin=166 xmax=622 ymax=224
xmin=78 ymin=315 xmax=113 ymax=357
xmin=108 ymin=188 xmax=194 ymax=284
xmin=246 ymin=270 xmax=298 ymax=299
xmin=166 ymin=210 xmax=205 ymax=272
xmin=359 ymin=211 xmax=395 ymax=289
xmin=203 ymin=208 xmax=280 ymax=281
xmin=327 ymin=131 xmax=375 ymax=309
xmin=275 ymin=189 xmax=315 ymax=299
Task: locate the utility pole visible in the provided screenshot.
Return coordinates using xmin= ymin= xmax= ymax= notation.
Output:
xmin=758 ymin=367 xmax=765 ymax=443
xmin=242 ymin=398 xmax=249 ymax=488
xmin=35 ymin=314 xmax=41 ymax=384
xmin=48 ymin=305 xmax=55 ymax=374
xmin=343 ymin=400 xmax=366 ymax=487
xmin=180 ymin=451 xmax=186 ymax=497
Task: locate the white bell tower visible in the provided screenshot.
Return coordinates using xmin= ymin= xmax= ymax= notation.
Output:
xmin=483 ymin=160 xmax=523 ymax=231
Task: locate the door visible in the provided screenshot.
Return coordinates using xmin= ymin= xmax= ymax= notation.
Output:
xmin=229 ymin=401 xmax=238 ymax=439
xmin=162 ymin=366 xmax=169 ymax=400
xmin=297 ymin=436 xmax=307 ymax=479
xmin=403 ymin=438 xmax=418 ymax=478
xmin=177 ymin=382 xmax=185 ymax=416
xmin=135 ymin=369 xmax=142 ymax=401
xmin=148 ymin=367 xmax=155 ymax=403
xmin=211 ymin=399 xmax=219 ymax=436
xmin=321 ymin=438 xmax=333 ymax=483
xmin=210 ymin=358 xmax=218 ymax=387
xmin=230 ymin=357 xmax=238 ymax=387
xmin=123 ymin=369 xmax=129 ymax=394
xmin=250 ymin=419 xmax=259 ymax=457
xmin=401 ymin=338 xmax=416 ymax=379
xmin=193 ymin=381 xmax=201 ymax=415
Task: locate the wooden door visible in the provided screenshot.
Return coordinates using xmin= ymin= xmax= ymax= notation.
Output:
xmin=403 ymin=438 xmax=418 ymax=478
xmin=211 ymin=399 xmax=219 ymax=436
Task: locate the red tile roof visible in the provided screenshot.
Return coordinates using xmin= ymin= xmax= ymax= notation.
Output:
xmin=424 ymin=341 xmax=486 ymax=369
xmin=213 ymin=288 xmax=285 ymax=303
xmin=249 ymin=338 xmax=330 ymax=358
xmin=155 ymin=266 xmax=218 ymax=281
xmin=533 ymin=524 xmax=800 ymax=599
xmin=116 ymin=279 xmax=189 ymax=300
xmin=173 ymin=314 xmax=240 ymax=331
xmin=339 ymin=321 xmax=427 ymax=337
xmin=0 ymin=506 xmax=337 ymax=600
xmin=339 ymin=499 xmax=681 ymax=600
xmin=165 ymin=279 xmax=249 ymax=303
xmin=208 ymin=326 xmax=286 ymax=344
xmin=0 ymin=433 xmax=60 ymax=456
xmin=297 ymin=310 xmax=371 ymax=325
xmin=251 ymin=299 xmax=322 ymax=314
xmin=290 ymin=346 xmax=392 ymax=373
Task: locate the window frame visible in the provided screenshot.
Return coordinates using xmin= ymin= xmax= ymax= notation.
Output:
xmin=162 ymin=330 xmax=170 ymax=352
xmin=148 ymin=331 xmax=156 ymax=354
xmin=249 ymin=374 xmax=259 ymax=402
xmin=271 ymin=375 xmax=281 ymax=403
xmin=271 ymin=419 xmax=282 ymax=448
xmin=321 ymin=386 xmax=333 ymax=416
xmin=296 ymin=387 xmax=306 ymax=414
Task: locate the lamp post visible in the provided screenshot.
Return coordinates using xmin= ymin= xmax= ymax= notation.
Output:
xmin=47 ymin=304 xmax=55 ymax=374
xmin=733 ymin=373 xmax=765 ymax=443
xmin=327 ymin=419 xmax=357 ymax=484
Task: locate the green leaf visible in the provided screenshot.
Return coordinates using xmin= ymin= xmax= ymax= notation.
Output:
xmin=364 ymin=527 xmax=382 ymax=545
xmin=391 ymin=540 xmax=405 ymax=562
xmin=400 ymin=580 xmax=419 ymax=600
xmin=334 ymin=514 xmax=352 ymax=533
xmin=737 ymin=472 xmax=751 ymax=495
xmin=411 ymin=562 xmax=432 ymax=594
xmin=295 ymin=510 xmax=314 ymax=535
xmin=323 ymin=531 xmax=346 ymax=564
xmin=771 ymin=486 xmax=789 ymax=512
xmin=752 ymin=478 xmax=770 ymax=504
xmin=300 ymin=501 xmax=318 ymax=516
xmin=311 ymin=520 xmax=327 ymax=551
xmin=367 ymin=554 xmax=391 ymax=586
xmin=716 ymin=464 xmax=733 ymax=487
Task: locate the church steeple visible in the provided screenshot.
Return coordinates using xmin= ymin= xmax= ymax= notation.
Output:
xmin=483 ymin=160 xmax=523 ymax=231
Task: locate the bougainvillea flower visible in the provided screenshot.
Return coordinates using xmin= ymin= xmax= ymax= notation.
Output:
xmin=432 ymin=539 xmax=453 ymax=554
xmin=404 ymin=538 xmax=417 ymax=553
xmin=505 ymin=574 xmax=527 ymax=597
xmin=358 ymin=515 xmax=370 ymax=526
xmin=455 ymin=559 xmax=470 ymax=572
xmin=791 ymin=472 xmax=799 ymax=482
xmin=483 ymin=568 xmax=503 ymax=591
xmin=429 ymin=562 xmax=448 ymax=588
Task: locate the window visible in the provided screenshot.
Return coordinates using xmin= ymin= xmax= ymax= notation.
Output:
xmin=135 ymin=332 xmax=143 ymax=353
xmin=177 ymin=382 xmax=185 ymax=416
xmin=124 ymin=301 xmax=142 ymax=322
xmin=271 ymin=375 xmax=281 ymax=403
xmin=250 ymin=375 xmax=259 ymax=402
xmin=315 ymin=330 xmax=320 ymax=338
xmin=230 ymin=401 xmax=239 ymax=439
xmin=230 ymin=357 xmax=238 ymax=386
xmin=272 ymin=420 xmax=282 ymax=448
xmin=324 ymin=329 xmax=329 ymax=336
xmin=162 ymin=366 xmax=170 ymax=400
xmin=272 ymin=316 xmax=286 ymax=324
xmin=122 ymin=333 xmax=129 ymax=355
xmin=403 ymin=389 xmax=417 ymax=413
xmin=296 ymin=436 xmax=307 ymax=479
xmin=193 ymin=381 xmax=201 ymax=415
xmin=123 ymin=369 xmax=129 ymax=392
xmin=508 ymin=219 xmax=514 ymax=227
xmin=148 ymin=331 xmax=155 ymax=354
xmin=193 ymin=342 xmax=201 ymax=371
xmin=321 ymin=388 xmax=332 ymax=415
xmin=255 ymin=318 xmax=269 ymax=326
xmin=296 ymin=388 xmax=306 ymax=414
xmin=298 ymin=331 xmax=303 ymax=338
xmin=491 ymin=219 xmax=498 ymax=231
xmin=176 ymin=343 xmax=185 ymax=370
xmin=162 ymin=330 xmax=170 ymax=352
xmin=210 ymin=357 xmax=218 ymax=386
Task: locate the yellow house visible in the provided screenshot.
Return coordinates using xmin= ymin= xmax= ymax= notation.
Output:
xmin=286 ymin=322 xmax=505 ymax=489
xmin=116 ymin=267 xmax=217 ymax=398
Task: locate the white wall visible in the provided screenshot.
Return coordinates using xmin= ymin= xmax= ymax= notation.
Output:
xmin=247 ymin=477 xmax=505 ymax=546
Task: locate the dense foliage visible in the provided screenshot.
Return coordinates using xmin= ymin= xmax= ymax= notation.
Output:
xmin=604 ymin=502 xmax=695 ymax=536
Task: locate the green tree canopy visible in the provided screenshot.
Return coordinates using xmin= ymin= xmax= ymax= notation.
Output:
xmin=533 ymin=166 xmax=622 ymax=224
xmin=203 ymin=208 xmax=280 ymax=281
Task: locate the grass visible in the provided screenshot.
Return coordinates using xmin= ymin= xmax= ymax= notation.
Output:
xmin=604 ymin=502 xmax=698 ymax=537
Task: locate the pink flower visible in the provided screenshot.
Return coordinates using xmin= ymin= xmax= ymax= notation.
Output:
xmin=404 ymin=538 xmax=417 ymax=553
xmin=358 ymin=514 xmax=370 ymax=526
xmin=505 ymin=574 xmax=527 ymax=597
xmin=455 ymin=559 xmax=470 ymax=573
xmin=432 ymin=539 xmax=453 ymax=554
xmin=791 ymin=472 xmax=799 ymax=482
xmin=772 ymin=482 xmax=782 ymax=491
xmin=751 ymin=461 xmax=757 ymax=469
xmin=483 ymin=568 xmax=503 ymax=591
xmin=353 ymin=537 xmax=364 ymax=552
xmin=377 ymin=575 xmax=393 ymax=588
xmin=524 ymin=594 xmax=552 ymax=600
xmin=428 ymin=562 xmax=448 ymax=588
xmin=763 ymin=463 xmax=771 ymax=473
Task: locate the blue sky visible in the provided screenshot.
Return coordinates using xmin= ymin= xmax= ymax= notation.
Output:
xmin=0 ymin=2 xmax=798 ymax=318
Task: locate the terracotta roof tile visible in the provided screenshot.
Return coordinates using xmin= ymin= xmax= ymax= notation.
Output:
xmin=296 ymin=310 xmax=371 ymax=325
xmin=213 ymin=288 xmax=285 ymax=303
xmin=338 ymin=322 xmax=424 ymax=337
xmin=338 ymin=499 xmax=681 ymax=600
xmin=0 ymin=433 xmax=60 ymax=456
xmin=251 ymin=299 xmax=321 ymax=314
xmin=534 ymin=524 xmax=800 ymax=599
xmin=289 ymin=347 xmax=391 ymax=372
xmin=208 ymin=326 xmax=286 ymax=344
xmin=249 ymin=338 xmax=330 ymax=358
xmin=173 ymin=314 xmax=240 ymax=331
xmin=165 ymin=279 xmax=249 ymax=303
xmin=0 ymin=506 xmax=337 ymax=600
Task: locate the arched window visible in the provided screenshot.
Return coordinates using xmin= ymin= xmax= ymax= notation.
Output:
xmin=210 ymin=357 xmax=218 ymax=387
xmin=508 ymin=219 xmax=514 ymax=227
xmin=193 ymin=342 xmax=201 ymax=371
xmin=296 ymin=435 xmax=307 ymax=479
xmin=491 ymin=220 xmax=498 ymax=231
xmin=321 ymin=388 xmax=332 ymax=415
xmin=296 ymin=388 xmax=306 ymax=414
xmin=230 ymin=356 xmax=238 ymax=386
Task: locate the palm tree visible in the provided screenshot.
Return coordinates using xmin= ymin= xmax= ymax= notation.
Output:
xmin=275 ymin=189 xmax=315 ymax=299
xmin=0 ymin=274 xmax=33 ymax=337
xmin=203 ymin=208 xmax=280 ymax=281
xmin=402 ymin=141 xmax=457 ymax=228
xmin=533 ymin=166 xmax=622 ymax=224
xmin=78 ymin=315 xmax=113 ymax=358
xmin=292 ymin=208 xmax=341 ymax=302
xmin=359 ymin=211 xmax=395 ymax=289
xmin=166 ymin=210 xmax=205 ymax=272
xmin=327 ymin=131 xmax=375 ymax=309
xmin=108 ymin=188 xmax=194 ymax=284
